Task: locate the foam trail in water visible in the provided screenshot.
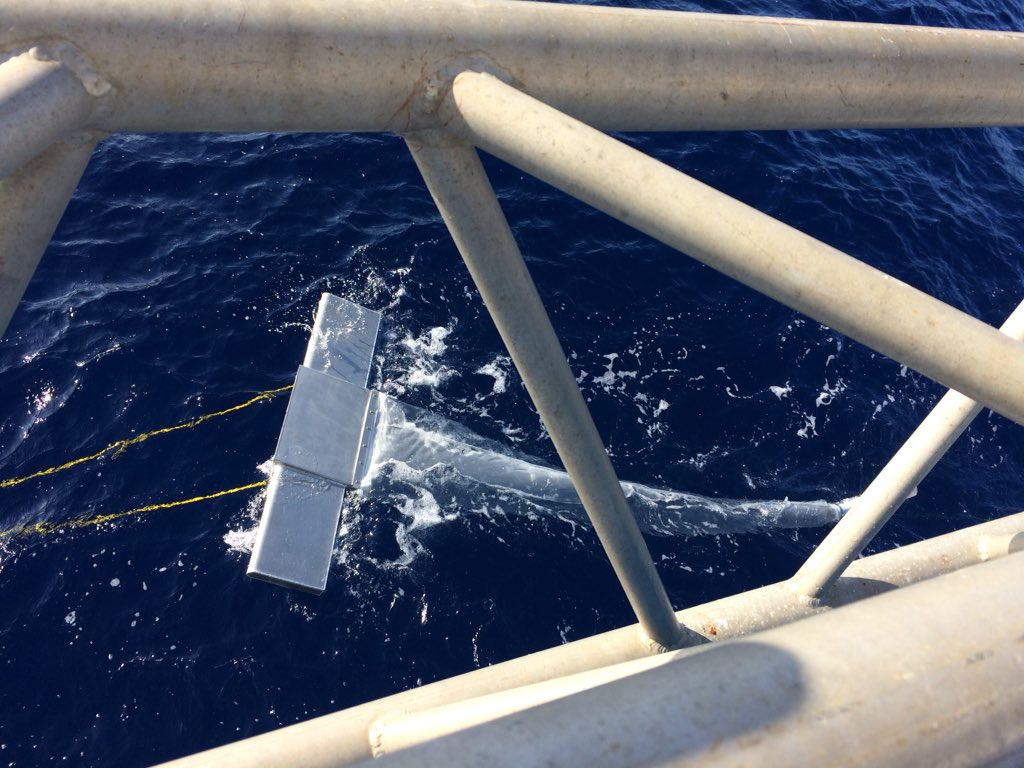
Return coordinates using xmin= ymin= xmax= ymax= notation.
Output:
xmin=364 ymin=397 xmax=851 ymax=537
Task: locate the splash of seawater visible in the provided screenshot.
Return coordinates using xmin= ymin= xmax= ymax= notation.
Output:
xmin=362 ymin=396 xmax=852 ymax=540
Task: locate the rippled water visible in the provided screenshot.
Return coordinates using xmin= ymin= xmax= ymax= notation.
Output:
xmin=2 ymin=1 xmax=1024 ymax=765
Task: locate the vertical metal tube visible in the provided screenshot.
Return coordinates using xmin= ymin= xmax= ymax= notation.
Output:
xmin=406 ymin=136 xmax=682 ymax=650
xmin=0 ymin=137 xmax=97 ymax=338
xmin=788 ymin=298 xmax=1024 ymax=599
xmin=448 ymin=71 xmax=1024 ymax=428
xmin=0 ymin=48 xmax=95 ymax=178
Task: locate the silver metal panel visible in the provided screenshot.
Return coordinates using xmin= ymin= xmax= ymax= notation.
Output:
xmin=248 ymin=295 xmax=383 ymax=594
xmin=246 ymin=464 xmax=346 ymax=595
xmin=303 ymin=293 xmax=380 ymax=387
xmin=274 ymin=366 xmax=373 ymax=486
xmin=352 ymin=390 xmax=382 ymax=487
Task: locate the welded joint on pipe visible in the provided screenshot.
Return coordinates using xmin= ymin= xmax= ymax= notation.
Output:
xmin=20 ymin=131 xmax=108 ymax=169
xmin=978 ymin=531 xmax=1024 ymax=561
xmin=405 ymin=57 xmax=512 ymax=135
xmin=640 ymin=622 xmax=703 ymax=653
xmin=3 ymin=41 xmax=115 ymax=104
xmin=62 ymin=130 xmax=110 ymax=149
xmin=641 ymin=631 xmax=674 ymax=654
xmin=783 ymin=578 xmax=826 ymax=607
xmin=368 ymin=717 xmax=388 ymax=759
xmin=691 ymin=584 xmax=825 ymax=642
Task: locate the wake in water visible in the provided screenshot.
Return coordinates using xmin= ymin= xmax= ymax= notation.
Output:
xmin=363 ymin=397 xmax=853 ymax=538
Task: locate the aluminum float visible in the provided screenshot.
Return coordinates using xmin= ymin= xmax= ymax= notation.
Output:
xmin=247 ymin=294 xmax=382 ymax=594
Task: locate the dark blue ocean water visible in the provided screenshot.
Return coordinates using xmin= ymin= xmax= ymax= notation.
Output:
xmin=3 ymin=1 xmax=1024 ymax=765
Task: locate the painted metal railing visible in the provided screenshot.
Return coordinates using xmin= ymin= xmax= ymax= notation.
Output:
xmin=3 ymin=0 xmax=1024 ymax=764
xmin=790 ymin=300 xmax=1024 ymax=598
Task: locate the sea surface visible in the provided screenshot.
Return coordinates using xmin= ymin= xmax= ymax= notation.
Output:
xmin=3 ymin=0 xmax=1024 ymax=765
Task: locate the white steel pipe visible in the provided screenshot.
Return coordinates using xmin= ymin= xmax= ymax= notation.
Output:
xmin=370 ymin=650 xmax=688 ymax=757
xmin=4 ymin=0 xmax=1024 ymax=133
xmin=371 ymin=513 xmax=1024 ymax=754
xmin=0 ymin=137 xmax=97 ymax=339
xmin=0 ymin=48 xmax=95 ymax=178
xmin=406 ymin=137 xmax=683 ymax=650
xmin=449 ymin=71 xmax=1024 ymax=427
xmin=154 ymin=511 xmax=1024 ymax=767
xmin=362 ymin=552 xmax=1024 ymax=768
xmin=789 ymin=298 xmax=1024 ymax=599
xmin=375 ymin=513 xmax=1024 ymax=758
xmin=979 ymin=532 xmax=1024 ymax=560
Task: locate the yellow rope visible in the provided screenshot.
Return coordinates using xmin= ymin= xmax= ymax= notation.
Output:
xmin=0 ymin=385 xmax=291 ymax=490
xmin=0 ymin=479 xmax=268 ymax=541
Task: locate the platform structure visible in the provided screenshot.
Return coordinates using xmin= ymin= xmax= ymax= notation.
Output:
xmin=3 ymin=1 xmax=1024 ymax=765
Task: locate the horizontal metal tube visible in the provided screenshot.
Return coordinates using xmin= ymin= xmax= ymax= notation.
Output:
xmin=4 ymin=0 xmax=1024 ymax=132
xmin=789 ymin=298 xmax=1024 ymax=599
xmin=0 ymin=48 xmax=94 ymax=178
xmin=450 ymin=71 xmax=1024 ymax=427
xmin=364 ymin=552 xmax=1024 ymax=768
xmin=372 ymin=516 xmax=1024 ymax=754
xmin=154 ymin=511 xmax=1024 ymax=767
xmin=407 ymin=138 xmax=682 ymax=649
xmin=370 ymin=652 xmax=687 ymax=757
xmin=0 ymin=137 xmax=97 ymax=339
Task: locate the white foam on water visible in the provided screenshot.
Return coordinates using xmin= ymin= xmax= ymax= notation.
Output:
xmin=223 ymin=527 xmax=258 ymax=555
xmin=392 ymin=487 xmax=459 ymax=567
xmin=815 ymin=377 xmax=847 ymax=407
xmin=475 ymin=356 xmax=509 ymax=395
xmin=397 ymin=326 xmax=456 ymax=389
xmin=591 ymin=352 xmax=638 ymax=393
xmin=221 ymin=463 xmax=270 ymax=555
xmin=361 ymin=395 xmax=850 ymax=542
